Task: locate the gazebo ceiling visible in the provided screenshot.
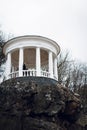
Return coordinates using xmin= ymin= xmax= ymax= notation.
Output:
xmin=11 ymin=48 xmax=48 ymax=67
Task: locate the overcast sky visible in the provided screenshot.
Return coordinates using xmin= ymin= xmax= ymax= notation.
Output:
xmin=0 ymin=0 xmax=87 ymax=63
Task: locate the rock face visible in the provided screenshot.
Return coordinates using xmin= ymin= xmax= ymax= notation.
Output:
xmin=0 ymin=77 xmax=81 ymax=130
xmin=76 ymin=84 xmax=87 ymax=130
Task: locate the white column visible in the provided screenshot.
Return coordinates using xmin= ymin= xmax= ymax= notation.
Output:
xmin=49 ymin=51 xmax=53 ymax=78
xmin=6 ymin=52 xmax=11 ymax=79
xmin=36 ymin=47 xmax=41 ymax=76
xmin=19 ymin=48 xmax=24 ymax=76
xmin=54 ymin=57 xmax=58 ymax=80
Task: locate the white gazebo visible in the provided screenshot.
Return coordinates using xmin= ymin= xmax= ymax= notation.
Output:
xmin=3 ymin=35 xmax=60 ymax=81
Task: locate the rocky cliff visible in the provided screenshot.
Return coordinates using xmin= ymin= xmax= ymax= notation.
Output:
xmin=0 ymin=77 xmax=83 ymax=130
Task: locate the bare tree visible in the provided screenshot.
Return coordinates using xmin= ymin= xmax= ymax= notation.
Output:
xmin=70 ymin=63 xmax=87 ymax=92
xmin=0 ymin=28 xmax=14 ymax=66
xmin=0 ymin=31 xmax=5 ymax=66
xmin=57 ymin=50 xmax=73 ymax=86
xmin=57 ymin=50 xmax=87 ymax=92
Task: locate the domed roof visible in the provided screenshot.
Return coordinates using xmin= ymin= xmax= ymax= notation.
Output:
xmin=3 ymin=35 xmax=60 ymax=55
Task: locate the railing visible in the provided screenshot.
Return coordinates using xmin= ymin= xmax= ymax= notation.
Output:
xmin=53 ymin=75 xmax=58 ymax=80
xmin=22 ymin=70 xmax=37 ymax=77
xmin=0 ymin=74 xmax=5 ymax=83
xmin=8 ymin=70 xmax=57 ymax=80
xmin=41 ymin=71 xmax=50 ymax=77
xmin=0 ymin=70 xmax=58 ymax=83
xmin=9 ymin=71 xmax=19 ymax=78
